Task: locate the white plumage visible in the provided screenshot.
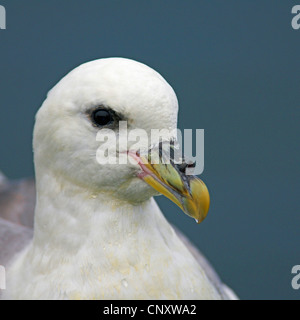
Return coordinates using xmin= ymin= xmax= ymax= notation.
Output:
xmin=1 ymin=58 xmax=237 ymax=300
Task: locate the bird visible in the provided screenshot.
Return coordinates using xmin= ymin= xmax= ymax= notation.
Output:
xmin=0 ymin=58 xmax=237 ymax=300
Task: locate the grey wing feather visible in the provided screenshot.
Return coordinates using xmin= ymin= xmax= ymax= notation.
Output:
xmin=0 ymin=172 xmax=34 ymax=265
xmin=0 ymin=172 xmax=35 ymax=228
xmin=0 ymin=173 xmax=34 ymax=299
xmin=0 ymin=218 xmax=33 ymax=267
xmin=0 ymin=218 xmax=33 ymax=299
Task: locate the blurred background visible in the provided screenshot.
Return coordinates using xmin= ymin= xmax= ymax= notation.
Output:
xmin=0 ymin=0 xmax=299 ymax=299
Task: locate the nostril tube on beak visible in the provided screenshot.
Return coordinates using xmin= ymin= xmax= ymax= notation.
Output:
xmin=176 ymin=160 xmax=196 ymax=174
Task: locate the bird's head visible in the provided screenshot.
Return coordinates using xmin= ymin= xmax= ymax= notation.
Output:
xmin=33 ymin=58 xmax=209 ymax=223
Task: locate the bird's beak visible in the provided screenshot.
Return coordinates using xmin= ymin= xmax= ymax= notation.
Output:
xmin=129 ymin=145 xmax=210 ymax=224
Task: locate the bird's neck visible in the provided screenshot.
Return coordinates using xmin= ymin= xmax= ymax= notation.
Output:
xmin=32 ymin=169 xmax=172 ymax=255
xmin=8 ymin=171 xmax=222 ymax=300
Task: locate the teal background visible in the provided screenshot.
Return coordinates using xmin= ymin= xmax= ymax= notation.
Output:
xmin=0 ymin=1 xmax=299 ymax=299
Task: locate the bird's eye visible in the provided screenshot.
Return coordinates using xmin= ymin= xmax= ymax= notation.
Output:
xmin=92 ymin=109 xmax=113 ymax=127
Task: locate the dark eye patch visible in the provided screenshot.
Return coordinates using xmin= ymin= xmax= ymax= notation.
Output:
xmin=88 ymin=106 xmax=124 ymax=128
xmin=92 ymin=109 xmax=113 ymax=126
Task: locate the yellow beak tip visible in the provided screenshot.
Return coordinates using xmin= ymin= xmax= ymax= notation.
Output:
xmin=135 ymin=152 xmax=211 ymax=224
xmin=182 ymin=178 xmax=210 ymax=224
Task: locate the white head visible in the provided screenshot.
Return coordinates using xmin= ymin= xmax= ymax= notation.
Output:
xmin=33 ymin=57 xmax=209 ymax=222
xmin=33 ymin=58 xmax=179 ymax=204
